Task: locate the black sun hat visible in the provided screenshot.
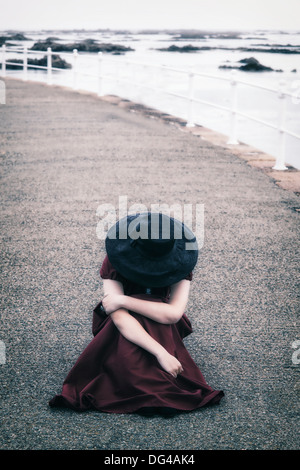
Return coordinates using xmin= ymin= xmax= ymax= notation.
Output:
xmin=105 ymin=212 xmax=198 ymax=288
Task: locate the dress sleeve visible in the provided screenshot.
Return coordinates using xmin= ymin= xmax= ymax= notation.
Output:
xmin=100 ymin=255 xmax=120 ymax=281
xmin=185 ymin=272 xmax=193 ymax=281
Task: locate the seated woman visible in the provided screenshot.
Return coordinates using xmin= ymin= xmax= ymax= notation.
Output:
xmin=49 ymin=212 xmax=224 ymax=415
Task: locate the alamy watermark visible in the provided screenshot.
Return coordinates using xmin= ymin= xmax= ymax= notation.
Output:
xmin=0 ymin=79 xmax=5 ymax=105
xmin=0 ymin=341 xmax=6 ymax=364
xmin=96 ymin=196 xmax=204 ymax=250
xmin=291 ymin=340 xmax=300 ymax=365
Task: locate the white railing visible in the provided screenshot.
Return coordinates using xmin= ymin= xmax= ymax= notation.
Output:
xmin=1 ymin=44 xmax=299 ymax=171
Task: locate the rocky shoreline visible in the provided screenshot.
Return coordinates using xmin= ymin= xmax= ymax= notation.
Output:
xmin=1 ymin=54 xmax=71 ymax=70
xmin=1 ymin=30 xmax=299 ymax=75
xmin=0 ymin=35 xmax=134 ymax=55
xmin=0 ymin=33 xmax=31 ymax=45
xmin=157 ymin=44 xmax=300 ymax=54
xmin=0 ymin=36 xmax=134 ymax=70
xmin=30 ymin=38 xmax=134 ymax=54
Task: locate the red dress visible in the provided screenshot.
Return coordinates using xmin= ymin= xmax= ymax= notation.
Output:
xmin=49 ymin=256 xmax=224 ymax=414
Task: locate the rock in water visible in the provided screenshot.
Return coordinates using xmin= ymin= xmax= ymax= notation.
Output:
xmin=238 ymin=57 xmax=273 ymax=71
xmin=157 ymin=44 xmax=203 ymax=52
xmin=219 ymin=57 xmax=282 ymax=72
xmin=2 ymin=54 xmax=71 ymax=70
xmin=30 ymin=38 xmax=134 ymax=53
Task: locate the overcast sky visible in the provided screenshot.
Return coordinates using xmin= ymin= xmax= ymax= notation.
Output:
xmin=0 ymin=0 xmax=299 ymax=31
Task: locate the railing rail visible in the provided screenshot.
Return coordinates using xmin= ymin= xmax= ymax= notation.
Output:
xmin=1 ymin=44 xmax=299 ymax=171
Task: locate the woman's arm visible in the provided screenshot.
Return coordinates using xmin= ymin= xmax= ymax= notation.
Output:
xmin=102 ymin=279 xmax=183 ymax=377
xmin=102 ymin=279 xmax=191 ymax=325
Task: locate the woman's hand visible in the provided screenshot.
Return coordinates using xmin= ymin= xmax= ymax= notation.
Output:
xmin=155 ymin=349 xmax=183 ymax=378
xmin=102 ymin=293 xmax=124 ymax=315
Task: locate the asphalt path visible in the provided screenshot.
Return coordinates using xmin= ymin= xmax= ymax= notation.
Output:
xmin=0 ymin=78 xmax=299 ymax=451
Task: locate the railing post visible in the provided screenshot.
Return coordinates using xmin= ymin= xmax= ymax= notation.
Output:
xmin=73 ymin=49 xmax=78 ymax=90
xmin=23 ymin=45 xmax=28 ymax=81
xmin=227 ymin=70 xmax=239 ymax=144
xmin=47 ymin=47 xmax=52 ymax=85
xmin=1 ymin=44 xmax=6 ymax=77
xmin=186 ymin=69 xmax=195 ymax=127
xmin=273 ymin=80 xmax=288 ymax=170
xmin=97 ymin=52 xmax=103 ymax=96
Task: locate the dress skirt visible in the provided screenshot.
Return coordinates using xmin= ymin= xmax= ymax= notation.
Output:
xmin=49 ymin=298 xmax=224 ymax=414
xmin=49 ymin=256 xmax=224 ymax=414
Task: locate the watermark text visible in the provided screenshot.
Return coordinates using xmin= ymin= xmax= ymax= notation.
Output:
xmin=96 ymin=196 xmax=204 ymax=250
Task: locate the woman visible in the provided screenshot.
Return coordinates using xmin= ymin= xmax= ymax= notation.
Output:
xmin=49 ymin=212 xmax=224 ymax=415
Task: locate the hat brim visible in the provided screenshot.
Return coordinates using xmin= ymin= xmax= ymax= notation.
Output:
xmin=105 ymin=213 xmax=198 ymax=288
